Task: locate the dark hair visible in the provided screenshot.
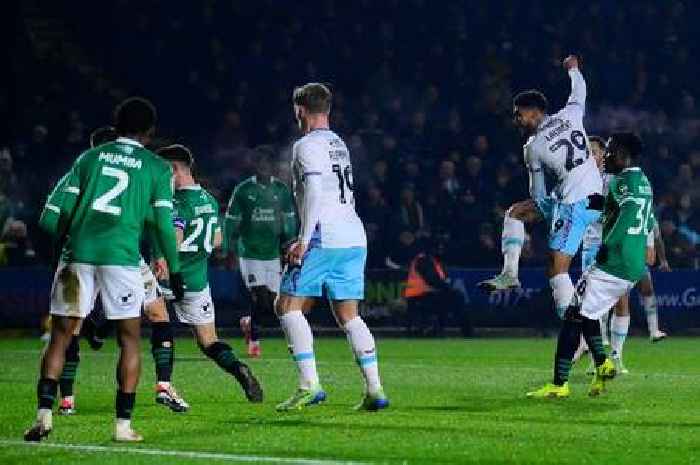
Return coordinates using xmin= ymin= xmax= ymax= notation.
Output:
xmin=513 ymin=90 xmax=548 ymax=112
xmin=156 ymin=144 xmax=194 ymax=167
xmin=292 ymin=83 xmax=332 ymax=113
xmin=89 ymin=126 xmax=117 ymax=148
xmin=610 ymin=132 xmax=643 ymax=159
xmin=588 ymin=135 xmax=606 ymax=149
xmin=114 ymin=97 xmax=157 ymax=136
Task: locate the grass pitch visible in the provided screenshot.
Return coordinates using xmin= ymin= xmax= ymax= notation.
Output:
xmin=0 ymin=336 xmax=698 ymax=464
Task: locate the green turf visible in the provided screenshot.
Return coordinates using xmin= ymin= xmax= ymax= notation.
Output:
xmin=0 ymin=336 xmax=698 ymax=464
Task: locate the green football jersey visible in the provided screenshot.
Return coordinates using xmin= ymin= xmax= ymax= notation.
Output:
xmin=56 ymin=138 xmax=180 ymax=271
xmin=598 ymin=167 xmax=654 ymax=282
xmin=223 ymin=176 xmax=297 ymax=260
xmin=173 ymin=185 xmax=221 ymax=292
xmin=39 ymin=172 xmax=74 ymax=238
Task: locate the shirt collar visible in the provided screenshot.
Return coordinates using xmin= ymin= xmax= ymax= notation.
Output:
xmin=116 ymin=137 xmax=143 ymax=147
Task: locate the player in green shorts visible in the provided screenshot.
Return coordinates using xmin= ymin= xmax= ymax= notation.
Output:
xmin=223 ymin=146 xmax=298 ymax=357
xmin=527 ymin=132 xmax=652 ymax=398
xmin=25 ymin=97 xmax=185 ymax=442
xmin=157 ymin=144 xmax=263 ymax=403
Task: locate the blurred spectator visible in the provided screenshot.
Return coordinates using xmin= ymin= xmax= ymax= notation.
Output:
xmin=660 ymin=218 xmax=695 ymax=268
xmin=395 ymin=185 xmax=427 ymax=237
xmin=386 ymin=230 xmax=420 ymax=269
xmin=0 ymin=220 xmax=36 ymax=266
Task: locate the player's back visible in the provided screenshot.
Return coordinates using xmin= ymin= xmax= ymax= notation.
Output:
xmin=526 ymin=104 xmax=602 ymax=203
xmin=599 ymin=168 xmax=654 ymax=282
xmin=174 ymin=185 xmax=220 ymax=291
xmin=292 ymin=129 xmax=366 ymax=249
xmin=63 ymin=138 xmax=171 ymax=266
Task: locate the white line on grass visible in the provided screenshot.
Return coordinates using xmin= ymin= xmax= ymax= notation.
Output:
xmin=0 ymin=439 xmax=372 ymax=465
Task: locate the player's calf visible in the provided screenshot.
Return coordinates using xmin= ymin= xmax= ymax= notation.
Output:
xmin=201 ymin=340 xmax=263 ymax=402
xmin=58 ymin=335 xmax=80 ymax=415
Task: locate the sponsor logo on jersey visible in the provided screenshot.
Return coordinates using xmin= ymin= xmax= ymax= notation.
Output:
xmin=194 ymin=204 xmax=215 ymax=215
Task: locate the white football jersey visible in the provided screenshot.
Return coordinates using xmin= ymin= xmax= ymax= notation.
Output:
xmin=582 ymin=172 xmax=613 ymax=245
xmin=524 ymin=69 xmax=602 ymax=204
xmin=291 ymin=129 xmax=367 ymax=248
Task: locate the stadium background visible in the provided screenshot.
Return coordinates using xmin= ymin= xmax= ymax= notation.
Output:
xmin=2 ymin=1 xmax=699 ymax=330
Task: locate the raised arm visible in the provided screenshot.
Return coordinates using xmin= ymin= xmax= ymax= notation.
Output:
xmin=563 ymin=55 xmax=586 ymax=115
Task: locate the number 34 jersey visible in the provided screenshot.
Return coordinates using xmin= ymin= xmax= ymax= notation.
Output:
xmin=291 ymin=129 xmax=366 ymax=249
xmin=173 ymin=185 xmax=221 ymax=292
xmin=60 ymin=138 xmax=174 ymax=266
xmin=523 ymin=69 xmax=602 ymax=204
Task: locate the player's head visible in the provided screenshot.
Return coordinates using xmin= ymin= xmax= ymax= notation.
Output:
xmin=254 ymin=145 xmax=275 ymax=179
xmin=588 ymin=135 xmax=607 ymax=169
xmin=113 ymin=97 xmax=157 ymax=143
xmin=157 ymin=144 xmax=195 ymax=188
xmin=513 ymin=90 xmax=548 ymax=134
xmin=292 ymin=83 xmax=331 ymax=133
xmin=89 ymin=126 xmax=117 ymax=148
xmin=605 ymin=132 xmax=643 ymax=174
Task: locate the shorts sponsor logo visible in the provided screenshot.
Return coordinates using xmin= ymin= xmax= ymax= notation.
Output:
xmin=120 ymin=293 xmax=134 ymax=306
xmin=248 ymin=274 xmax=256 ymax=284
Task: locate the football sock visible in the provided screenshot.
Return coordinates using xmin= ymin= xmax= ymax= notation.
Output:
xmin=59 ymin=336 xmax=80 ymax=398
xmin=611 ymin=314 xmax=630 ymax=358
xmin=643 ymin=295 xmax=659 ymax=335
xmin=203 ymin=341 xmax=243 ymax=376
xmin=150 ymin=322 xmax=174 ymax=383
xmin=581 ymin=316 xmax=607 ymax=366
xmin=278 ymin=310 xmax=319 ymax=390
xmin=550 ymin=273 xmax=575 ymax=319
xmin=501 ymin=214 xmax=525 ymax=278
xmin=553 ymin=319 xmax=581 ymax=385
xmin=600 ymin=311 xmax=610 ymax=346
xmin=37 ymin=378 xmax=58 ymax=410
xmin=572 ymin=334 xmax=588 ymax=363
xmin=115 ymin=390 xmax=136 ymax=420
xmin=343 ymin=317 xmax=382 ymax=395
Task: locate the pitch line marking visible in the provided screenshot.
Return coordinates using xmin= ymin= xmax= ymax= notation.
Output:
xmin=0 ymin=439 xmax=374 ymax=465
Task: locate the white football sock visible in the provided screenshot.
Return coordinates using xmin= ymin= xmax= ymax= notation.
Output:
xmin=501 ymin=214 xmax=525 ymax=278
xmin=550 ymin=273 xmax=575 ymax=319
xmin=343 ymin=317 xmax=382 ymax=395
xmin=600 ymin=311 xmax=610 ymax=346
xmin=611 ymin=314 xmax=630 ymax=358
xmin=643 ymin=295 xmax=659 ymax=335
xmin=278 ymin=311 xmax=319 ymax=390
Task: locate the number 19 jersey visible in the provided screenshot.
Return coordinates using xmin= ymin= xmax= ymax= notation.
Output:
xmin=174 ymin=185 xmax=221 ymax=292
xmin=61 ymin=138 xmax=175 ymax=266
xmin=291 ymin=129 xmax=366 ymax=248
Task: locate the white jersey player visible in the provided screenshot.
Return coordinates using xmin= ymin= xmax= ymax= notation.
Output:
xmin=275 ymin=83 xmax=388 ymax=412
xmin=479 ymin=55 xmax=605 ymax=320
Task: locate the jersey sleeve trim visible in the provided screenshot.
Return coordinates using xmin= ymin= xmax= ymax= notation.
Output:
xmin=225 ymin=213 xmax=241 ymax=220
xmin=45 ymin=204 xmax=61 ymax=213
xmin=64 ymin=186 xmax=80 ymax=195
xmin=304 ymin=171 xmax=322 ymax=176
xmin=154 ymin=200 xmax=173 ymax=209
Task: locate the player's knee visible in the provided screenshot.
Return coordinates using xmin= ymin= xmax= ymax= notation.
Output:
xmin=150 ymin=321 xmax=173 ymax=349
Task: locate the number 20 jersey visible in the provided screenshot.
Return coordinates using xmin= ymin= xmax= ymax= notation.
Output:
xmin=291 ymin=129 xmax=366 ymax=249
xmin=60 ymin=139 xmax=174 ymax=266
xmin=523 ymin=103 xmax=602 ymax=204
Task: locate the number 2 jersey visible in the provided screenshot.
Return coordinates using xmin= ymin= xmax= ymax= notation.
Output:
xmin=173 ymin=185 xmax=221 ymax=292
xmin=291 ymin=128 xmax=366 ymax=248
xmin=523 ymin=68 xmax=602 ymax=204
xmin=47 ymin=138 xmax=179 ymax=270
xmin=598 ymin=167 xmax=654 ymax=282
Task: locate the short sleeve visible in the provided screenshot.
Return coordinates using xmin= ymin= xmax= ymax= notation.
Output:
xmin=295 ymin=139 xmax=325 ymax=177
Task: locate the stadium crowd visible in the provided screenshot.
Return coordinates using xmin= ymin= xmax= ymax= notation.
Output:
xmin=5 ymin=0 xmax=700 ymax=269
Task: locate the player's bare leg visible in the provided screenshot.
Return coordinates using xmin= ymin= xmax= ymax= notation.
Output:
xmin=610 ymin=294 xmax=630 ymax=374
xmin=479 ymin=200 xmax=542 ymax=291
xmin=637 ymin=274 xmax=666 ymax=342
xmin=144 ymin=297 xmax=189 ymax=412
xmin=193 ymin=322 xmax=262 ymax=402
xmin=114 ymin=317 xmax=143 ymax=442
xmin=275 ymin=294 xmax=326 ymax=411
xmin=58 ymin=320 xmax=83 ymax=415
xmin=332 ymin=300 xmax=388 ymax=411
xmin=25 ymin=315 xmax=81 ymax=441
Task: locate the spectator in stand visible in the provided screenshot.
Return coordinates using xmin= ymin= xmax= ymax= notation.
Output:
xmin=386 ymin=230 xmax=420 ymax=269
xmin=437 ymin=160 xmax=461 ymax=198
xmin=660 ymin=216 xmax=696 ymax=268
xmin=0 ymin=220 xmax=36 ymax=266
xmin=395 ymin=184 xmax=427 ymax=237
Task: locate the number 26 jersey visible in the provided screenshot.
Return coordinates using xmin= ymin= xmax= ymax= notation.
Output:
xmin=291 ymin=129 xmax=366 ymax=249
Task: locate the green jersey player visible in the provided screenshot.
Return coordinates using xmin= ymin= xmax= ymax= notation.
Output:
xmin=528 ymin=132 xmax=650 ymax=399
xmin=26 ymin=98 xmax=185 ymax=443
xmin=157 ymin=144 xmax=263 ymax=403
xmin=223 ymin=146 xmax=298 ymax=357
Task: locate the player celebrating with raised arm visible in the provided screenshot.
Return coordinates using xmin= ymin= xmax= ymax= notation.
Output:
xmin=275 ymin=83 xmax=388 ymax=412
xmin=479 ymin=55 xmax=604 ymax=320
xmin=223 ymin=146 xmax=298 ymax=358
xmin=528 ymin=132 xmax=652 ymax=398
xmin=157 ymin=144 xmax=263 ymax=403
xmin=26 ymin=97 xmax=185 ymax=442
